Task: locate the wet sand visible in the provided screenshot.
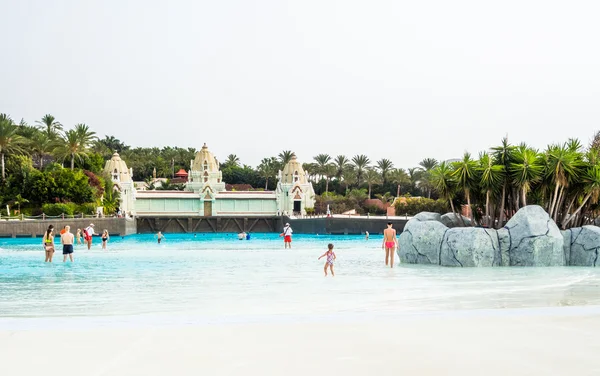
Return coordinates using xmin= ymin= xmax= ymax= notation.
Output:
xmin=2 ymin=309 xmax=599 ymax=376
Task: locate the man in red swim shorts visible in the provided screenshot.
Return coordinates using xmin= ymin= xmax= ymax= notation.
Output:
xmin=382 ymin=222 xmax=398 ymax=268
xmin=281 ymin=223 xmax=293 ymax=249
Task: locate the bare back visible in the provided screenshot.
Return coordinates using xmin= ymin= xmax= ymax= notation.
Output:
xmin=383 ymin=228 xmax=396 ymax=242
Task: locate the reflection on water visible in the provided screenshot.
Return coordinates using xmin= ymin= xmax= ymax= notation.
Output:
xmin=0 ymin=234 xmax=599 ymax=318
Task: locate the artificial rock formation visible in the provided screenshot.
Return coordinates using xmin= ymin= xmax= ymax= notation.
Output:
xmin=413 ymin=212 xmax=443 ymax=223
xmin=563 ymin=226 xmax=600 ymax=267
xmin=440 ymin=213 xmax=472 ymax=228
xmin=399 ymin=205 xmax=570 ymax=267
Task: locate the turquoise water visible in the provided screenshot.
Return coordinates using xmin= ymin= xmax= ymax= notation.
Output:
xmin=1 ymin=234 xmax=599 ymax=324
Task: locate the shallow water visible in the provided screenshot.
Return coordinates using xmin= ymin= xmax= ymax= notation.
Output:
xmin=1 ymin=234 xmax=599 ymax=322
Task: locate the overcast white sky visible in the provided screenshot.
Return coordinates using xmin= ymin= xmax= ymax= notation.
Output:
xmin=2 ymin=0 xmax=599 ymax=168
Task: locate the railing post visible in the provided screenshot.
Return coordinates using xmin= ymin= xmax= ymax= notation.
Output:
xmin=42 ymin=213 xmax=45 ymax=220
xmin=61 ymin=213 xmax=65 ymax=219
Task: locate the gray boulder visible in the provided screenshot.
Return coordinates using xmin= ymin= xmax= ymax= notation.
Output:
xmin=561 ymin=230 xmax=571 ymax=266
xmin=504 ymin=205 xmax=565 ymax=266
xmin=398 ymin=219 xmax=447 ymax=265
xmin=567 ymin=226 xmax=600 ymax=266
xmin=497 ymin=227 xmax=511 ymax=266
xmin=413 ymin=212 xmax=442 ymax=223
xmin=440 ymin=227 xmax=501 ymax=267
xmin=440 ymin=213 xmax=472 ymax=228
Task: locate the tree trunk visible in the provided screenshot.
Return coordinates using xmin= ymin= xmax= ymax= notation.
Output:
xmin=39 ymin=153 xmax=44 ymax=169
xmin=553 ymin=186 xmax=565 ymax=222
xmin=549 ymin=182 xmax=560 ymax=218
xmin=498 ymin=183 xmax=506 ymax=229
xmin=485 ymin=190 xmax=490 ymax=227
xmin=368 ymin=184 xmax=372 ymax=199
xmin=71 ymin=154 xmax=75 ymax=170
xmin=325 ymin=178 xmax=329 ymax=194
xmin=397 ymin=184 xmax=400 ymax=198
xmin=264 ymin=177 xmax=269 ymax=190
xmin=521 ymin=188 xmax=527 ymax=207
xmin=561 ymin=196 xmax=576 ymax=228
xmin=1 ymin=152 xmax=4 ymax=180
xmin=563 ymin=192 xmax=592 ymax=228
xmin=466 ymin=191 xmax=472 ymax=222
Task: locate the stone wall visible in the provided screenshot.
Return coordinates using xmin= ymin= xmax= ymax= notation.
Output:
xmin=0 ymin=218 xmax=136 ymax=237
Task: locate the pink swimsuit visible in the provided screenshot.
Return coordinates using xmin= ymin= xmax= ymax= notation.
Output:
xmin=326 ymin=251 xmax=335 ymax=265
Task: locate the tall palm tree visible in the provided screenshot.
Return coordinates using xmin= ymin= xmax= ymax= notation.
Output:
xmin=29 ymin=132 xmax=56 ymax=169
xmin=323 ymin=164 xmax=336 ymax=194
xmin=431 ymin=161 xmax=458 ymax=216
xmin=341 ymin=166 xmax=357 ymax=194
xmin=491 ymin=137 xmax=516 ymax=227
xmin=35 ymin=114 xmax=62 ymax=139
xmin=545 ymin=142 xmax=583 ymax=221
xmin=258 ymin=157 xmax=279 ymax=189
xmin=376 ymin=158 xmax=394 ymax=184
xmin=419 ymin=158 xmax=438 ymax=171
xmin=55 ymin=124 xmax=96 ymax=170
xmin=452 ymin=152 xmax=479 ymax=221
xmin=364 ymin=168 xmax=382 ymax=199
xmin=510 ymin=146 xmax=543 ymax=207
xmin=224 ymin=154 xmax=241 ymax=168
xmin=0 ymin=114 xmax=27 ymax=180
xmin=389 ymin=168 xmax=410 ymax=198
xmin=333 ymin=155 xmax=350 ymax=180
xmin=477 ymin=152 xmax=504 ymax=227
xmin=352 ymin=154 xmax=370 ymax=186
xmin=279 ymin=150 xmax=294 ymax=165
xmin=313 ymin=154 xmax=331 ymax=180
xmin=562 ymin=163 xmax=600 ymax=228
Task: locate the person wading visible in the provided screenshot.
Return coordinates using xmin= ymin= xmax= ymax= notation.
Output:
xmin=84 ymin=223 xmax=95 ymax=250
xmin=382 ymin=222 xmax=398 ymax=268
xmin=61 ymin=225 xmax=75 ymax=262
xmin=280 ymin=223 xmax=293 ymax=249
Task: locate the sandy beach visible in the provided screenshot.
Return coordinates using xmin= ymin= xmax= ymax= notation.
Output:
xmin=2 ymin=308 xmax=599 ymax=376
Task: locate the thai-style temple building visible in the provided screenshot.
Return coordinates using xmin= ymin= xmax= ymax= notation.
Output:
xmin=103 ymin=144 xmax=315 ymax=217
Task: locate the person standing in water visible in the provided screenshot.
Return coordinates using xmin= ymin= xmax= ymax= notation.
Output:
xmin=84 ymin=223 xmax=95 ymax=250
xmin=155 ymin=231 xmax=165 ymax=244
xmin=101 ymin=230 xmax=109 ymax=250
xmin=61 ymin=225 xmax=75 ymax=263
xmin=318 ymin=243 xmax=336 ymax=276
xmin=43 ymin=225 xmax=55 ymax=262
xmin=76 ymin=229 xmax=82 ymax=245
xmin=280 ymin=223 xmax=293 ymax=249
xmin=365 ymin=231 xmax=369 ymax=240
xmin=382 ymin=222 xmax=398 ymax=268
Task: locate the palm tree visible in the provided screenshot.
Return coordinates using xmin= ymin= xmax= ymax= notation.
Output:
xmin=491 ymin=137 xmax=516 ymax=227
xmin=364 ymin=168 xmax=382 ymax=199
xmin=258 ymin=157 xmax=279 ymax=189
xmin=562 ymin=163 xmax=600 ymax=228
xmin=376 ymin=158 xmax=394 ymax=184
xmin=431 ymin=161 xmax=458 ymax=216
xmin=35 ymin=114 xmax=62 ymax=139
xmin=279 ymin=150 xmax=294 ymax=165
xmin=14 ymin=194 xmax=29 ymax=214
xmin=55 ymin=124 xmax=96 ymax=170
xmin=0 ymin=114 xmax=27 ymax=180
xmin=419 ymin=158 xmax=438 ymax=171
xmin=477 ymin=152 xmax=504 ymax=227
xmin=389 ymin=168 xmax=410 ymax=198
xmin=352 ymin=154 xmax=370 ymax=186
xmin=545 ymin=142 xmax=583 ymax=221
xmin=28 ymin=132 xmax=56 ymax=169
xmin=510 ymin=145 xmax=543 ymax=207
xmin=341 ymin=167 xmax=357 ymax=194
xmin=333 ymin=155 xmax=350 ymax=180
xmin=224 ymin=154 xmax=241 ymax=168
xmin=313 ymin=154 xmax=331 ymax=180
xmin=452 ymin=152 xmax=479 ymax=221
xmin=323 ymin=164 xmax=336 ymax=194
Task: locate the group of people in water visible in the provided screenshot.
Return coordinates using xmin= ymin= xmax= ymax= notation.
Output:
xmin=42 ymin=223 xmax=111 ymax=262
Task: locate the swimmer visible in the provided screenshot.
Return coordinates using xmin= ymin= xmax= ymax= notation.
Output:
xmin=382 ymin=222 xmax=398 ymax=268
xmin=365 ymin=231 xmax=369 ymax=240
xmin=101 ymin=230 xmax=109 ymax=250
xmin=238 ymin=232 xmax=246 ymax=240
xmin=155 ymin=231 xmax=165 ymax=244
xmin=75 ymin=228 xmax=82 ymax=244
xmin=318 ymin=243 xmax=336 ymax=276
xmin=43 ymin=225 xmax=55 ymax=262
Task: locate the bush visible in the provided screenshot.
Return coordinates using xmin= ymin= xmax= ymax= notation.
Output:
xmin=395 ymin=197 xmax=448 ymax=216
xmin=42 ymin=203 xmax=77 ymax=216
xmin=75 ymin=203 xmax=96 ymax=215
xmin=305 ymin=207 xmax=315 ymax=215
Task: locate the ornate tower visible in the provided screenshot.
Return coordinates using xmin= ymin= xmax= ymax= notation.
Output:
xmin=186 ymin=143 xmax=225 ymax=216
xmin=103 ymin=152 xmax=134 ymax=216
xmin=276 ymin=154 xmax=315 ymax=216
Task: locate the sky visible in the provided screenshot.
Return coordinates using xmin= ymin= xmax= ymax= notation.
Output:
xmin=2 ymin=0 xmax=600 ymax=168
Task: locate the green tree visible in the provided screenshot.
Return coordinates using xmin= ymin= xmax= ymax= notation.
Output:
xmin=431 ymin=161 xmax=458 ymax=217
xmin=13 ymin=193 xmax=29 ymax=214
xmin=452 ymin=152 xmax=479 ymax=221
xmin=35 ymin=114 xmax=62 ymax=139
xmin=544 ymin=142 xmax=583 ymax=221
xmin=389 ymin=168 xmax=410 ymax=198
xmin=28 ymin=132 xmax=55 ymax=169
xmin=333 ymin=155 xmax=350 ymax=181
xmin=352 ymin=154 xmax=370 ymax=186
xmin=510 ymin=145 xmax=543 ymax=207
xmin=54 ymin=124 xmax=97 ymax=170
xmin=477 ymin=152 xmax=504 ymax=227
xmin=491 ymin=137 xmax=516 ymax=228
xmin=419 ymin=158 xmax=438 ymax=171
xmin=364 ymin=168 xmax=382 ymax=199
xmin=313 ymin=154 xmax=331 ymax=180
xmin=562 ymin=163 xmax=600 ymax=227
xmin=257 ymin=157 xmax=279 ymax=189
xmin=279 ymin=150 xmax=294 ymax=165
xmin=376 ymin=158 xmax=394 ymax=184
xmin=0 ymin=114 xmax=27 ymax=180
xmin=223 ymin=154 xmax=241 ymax=169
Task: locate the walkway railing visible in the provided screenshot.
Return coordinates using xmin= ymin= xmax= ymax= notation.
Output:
xmin=0 ymin=213 xmax=130 ymax=221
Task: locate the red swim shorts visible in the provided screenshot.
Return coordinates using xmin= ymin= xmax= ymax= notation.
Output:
xmin=284 ymin=235 xmax=292 ymax=243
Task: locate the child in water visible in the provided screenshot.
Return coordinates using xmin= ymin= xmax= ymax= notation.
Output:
xmin=101 ymin=230 xmax=109 ymax=250
xmin=318 ymin=243 xmax=336 ymax=276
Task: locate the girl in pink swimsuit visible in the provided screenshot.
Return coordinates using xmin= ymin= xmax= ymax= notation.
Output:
xmin=318 ymin=243 xmax=336 ymax=276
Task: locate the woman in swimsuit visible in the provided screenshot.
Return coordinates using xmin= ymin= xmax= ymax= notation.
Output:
xmin=76 ymin=229 xmax=82 ymax=245
xmin=43 ymin=225 xmax=55 ymax=262
xmin=382 ymin=222 xmax=398 ymax=268
xmin=101 ymin=230 xmax=109 ymax=250
xmin=318 ymin=243 xmax=336 ymax=277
